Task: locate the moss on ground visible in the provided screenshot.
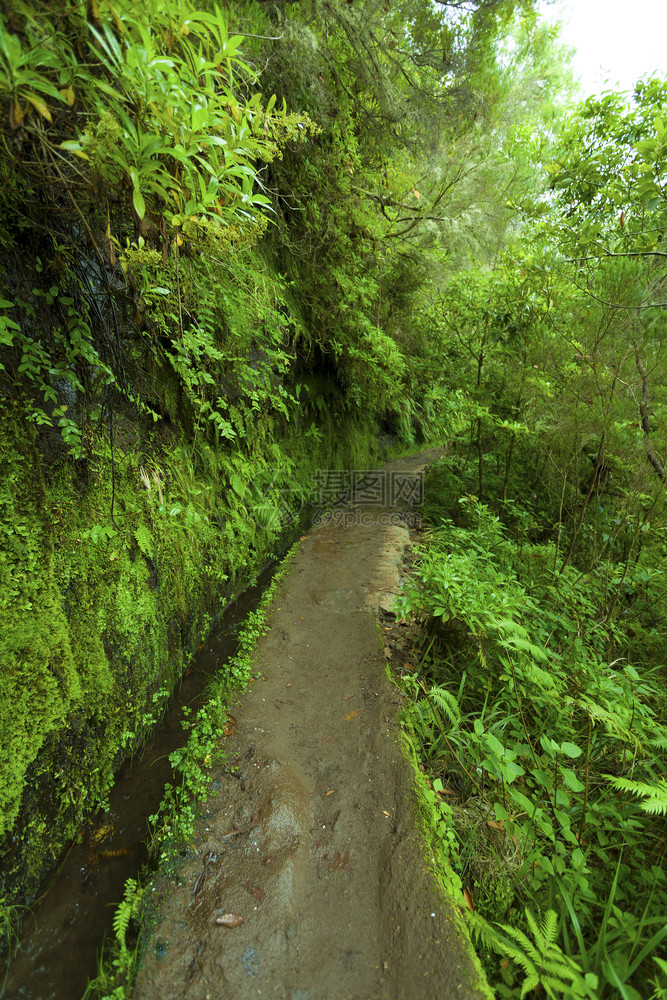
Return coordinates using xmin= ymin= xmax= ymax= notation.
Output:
xmin=399 ymin=726 xmax=495 ymax=1000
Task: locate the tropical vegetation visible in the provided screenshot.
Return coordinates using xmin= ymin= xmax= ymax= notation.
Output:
xmin=0 ymin=0 xmax=666 ymax=996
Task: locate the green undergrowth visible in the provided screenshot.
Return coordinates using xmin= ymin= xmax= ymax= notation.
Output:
xmin=83 ymin=541 xmax=301 ymax=1000
xmin=396 ymin=457 xmax=667 ymax=1000
xmin=147 ymin=539 xmax=300 ymax=861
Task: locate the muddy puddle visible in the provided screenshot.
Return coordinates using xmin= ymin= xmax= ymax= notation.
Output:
xmin=1 ymin=564 xmax=279 ymax=1000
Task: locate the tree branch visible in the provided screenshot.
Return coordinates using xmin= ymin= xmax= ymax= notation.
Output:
xmin=635 ymin=347 xmax=666 ymax=482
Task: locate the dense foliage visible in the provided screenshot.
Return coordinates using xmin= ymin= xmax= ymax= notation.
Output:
xmin=1 ymin=0 xmax=666 ymax=996
xmin=0 ymin=0 xmax=541 ymax=914
xmin=397 ymin=79 xmax=667 ymax=1000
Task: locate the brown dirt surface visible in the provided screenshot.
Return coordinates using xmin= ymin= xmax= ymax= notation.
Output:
xmin=133 ymin=450 xmax=487 ymax=1000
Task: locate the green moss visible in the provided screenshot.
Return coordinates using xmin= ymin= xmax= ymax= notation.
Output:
xmin=399 ymin=730 xmax=495 ymax=1000
xmin=0 ymin=367 xmax=384 ymax=911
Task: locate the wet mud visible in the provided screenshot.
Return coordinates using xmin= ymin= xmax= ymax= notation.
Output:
xmin=134 ymin=451 xmax=486 ymax=1000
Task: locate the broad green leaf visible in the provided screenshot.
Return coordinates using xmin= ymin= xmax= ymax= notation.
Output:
xmin=132 ymin=185 xmax=146 ymax=220
xmin=561 ymin=769 xmax=585 ymax=792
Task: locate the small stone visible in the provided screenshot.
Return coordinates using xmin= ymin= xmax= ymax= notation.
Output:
xmin=378 ymin=594 xmax=397 ymax=616
xmin=242 ymin=946 xmax=260 ymax=978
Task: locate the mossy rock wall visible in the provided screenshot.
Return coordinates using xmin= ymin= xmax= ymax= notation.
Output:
xmin=0 ymin=280 xmax=385 ymax=909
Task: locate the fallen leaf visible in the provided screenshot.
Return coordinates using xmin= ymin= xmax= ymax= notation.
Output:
xmin=512 ymin=835 xmax=519 ymax=848
xmin=223 ymin=713 xmax=238 ymax=736
xmin=487 ymin=820 xmax=505 ymax=831
xmin=383 ymin=646 xmax=392 ymax=659
xmin=300 ymin=535 xmax=307 ymax=541
xmin=345 ymin=709 xmax=360 ymax=720
xmin=500 ymin=959 xmax=510 ymax=970
xmin=215 ymin=914 xmax=244 ymax=928
xmin=463 ymin=887 xmax=474 ymax=912
xmin=382 ymin=810 xmax=391 ymax=818
xmin=25 ymin=93 xmax=52 ymax=122
xmin=325 ymin=849 xmax=350 ymax=870
xmin=241 ymin=883 xmax=266 ymax=902
xmin=402 ymin=662 xmax=413 ymax=671
xmin=324 ymin=790 xmax=335 ymax=797
xmin=9 ymin=99 xmax=23 ymax=129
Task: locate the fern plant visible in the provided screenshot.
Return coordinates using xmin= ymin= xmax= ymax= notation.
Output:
xmin=112 ymin=878 xmax=144 ymax=958
xmin=605 ymin=776 xmax=667 ymax=816
xmin=471 ymin=908 xmax=598 ymax=1000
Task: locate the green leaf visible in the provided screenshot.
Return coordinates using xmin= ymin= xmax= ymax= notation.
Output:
xmin=561 ymin=769 xmax=585 ymax=792
xmin=560 ymin=742 xmax=583 ymax=759
xmin=132 ymin=185 xmax=146 ymax=219
xmin=485 ymin=732 xmax=505 ymax=759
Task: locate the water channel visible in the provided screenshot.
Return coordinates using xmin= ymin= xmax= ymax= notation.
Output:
xmin=2 ymin=563 xmax=278 ymax=1000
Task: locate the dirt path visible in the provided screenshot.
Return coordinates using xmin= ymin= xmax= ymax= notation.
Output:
xmin=133 ymin=450 xmax=486 ymax=1000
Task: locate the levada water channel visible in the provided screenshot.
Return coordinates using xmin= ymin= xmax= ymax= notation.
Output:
xmin=2 ymin=562 xmax=280 ymax=1000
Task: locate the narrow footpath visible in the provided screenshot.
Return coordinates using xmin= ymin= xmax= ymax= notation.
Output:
xmin=133 ymin=450 xmax=487 ymax=1000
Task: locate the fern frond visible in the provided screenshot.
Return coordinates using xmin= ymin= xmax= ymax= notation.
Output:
xmin=112 ymin=878 xmax=143 ymax=954
xmin=501 ymin=921 xmax=542 ymax=967
xmin=606 ymin=775 xmax=667 ymax=816
xmin=502 ymin=635 xmax=550 ymax=664
xmin=538 ymin=909 xmax=559 ymax=951
xmin=577 ymin=697 xmax=632 ymax=738
xmin=134 ymin=524 xmax=154 ymax=559
xmin=473 ymin=909 xmax=592 ymax=1000
xmin=428 ymin=685 xmax=461 ymax=728
xmin=251 ymin=504 xmax=282 ymax=531
xmin=494 ymin=617 xmax=529 ymax=638
xmin=520 ymin=972 xmax=540 ymax=998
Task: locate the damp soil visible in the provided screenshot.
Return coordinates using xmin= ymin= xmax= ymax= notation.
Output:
xmin=133 ymin=450 xmax=486 ymax=1000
